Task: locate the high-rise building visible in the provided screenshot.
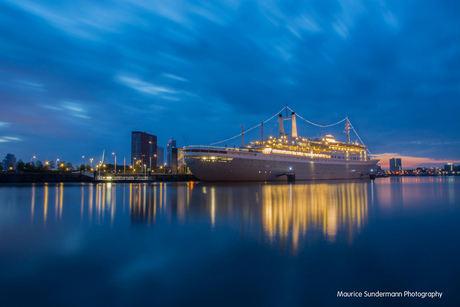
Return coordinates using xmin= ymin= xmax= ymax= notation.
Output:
xmin=157 ymin=146 xmax=164 ymax=167
xmin=389 ymin=158 xmax=402 ymax=172
xmin=171 ymin=148 xmax=178 ymax=174
xmin=444 ymin=163 xmax=453 ymax=172
xmin=131 ymin=132 xmax=157 ymax=169
xmin=2 ymin=153 xmax=16 ymax=170
xmin=167 ymin=139 xmax=177 ymax=167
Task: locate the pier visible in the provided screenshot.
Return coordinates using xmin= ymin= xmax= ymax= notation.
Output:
xmin=0 ymin=172 xmax=196 ymax=184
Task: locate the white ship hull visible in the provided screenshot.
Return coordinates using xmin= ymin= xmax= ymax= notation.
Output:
xmin=184 ymin=148 xmax=378 ymax=182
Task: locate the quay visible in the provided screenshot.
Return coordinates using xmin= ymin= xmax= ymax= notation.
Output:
xmin=94 ymin=173 xmax=196 ymax=183
xmin=0 ymin=172 xmax=196 ymax=184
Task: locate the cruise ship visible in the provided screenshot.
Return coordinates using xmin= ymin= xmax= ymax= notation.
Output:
xmin=183 ymin=110 xmax=379 ymax=182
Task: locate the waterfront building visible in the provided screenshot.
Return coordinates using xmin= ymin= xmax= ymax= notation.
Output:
xmin=167 ymin=139 xmax=177 ymax=167
xmin=171 ymin=147 xmax=178 ymax=174
xmin=2 ymin=153 xmax=16 ymax=170
xmin=131 ymin=132 xmax=157 ymax=169
xmin=157 ymin=146 xmax=164 ymax=167
xmin=444 ymin=163 xmax=453 ymax=172
xmin=389 ymin=158 xmax=402 ymax=173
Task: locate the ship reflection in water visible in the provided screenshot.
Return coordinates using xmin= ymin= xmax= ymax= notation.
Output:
xmin=130 ymin=182 xmax=370 ymax=250
xmin=28 ymin=181 xmax=372 ymax=253
xmin=6 ymin=178 xmax=458 ymax=305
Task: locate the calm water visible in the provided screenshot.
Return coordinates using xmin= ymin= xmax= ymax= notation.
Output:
xmin=0 ymin=178 xmax=459 ymax=306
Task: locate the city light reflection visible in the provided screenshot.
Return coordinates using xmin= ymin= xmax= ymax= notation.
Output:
xmin=27 ymin=182 xmax=372 ymax=253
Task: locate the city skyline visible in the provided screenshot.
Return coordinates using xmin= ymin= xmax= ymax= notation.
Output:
xmin=1 ymin=1 xmax=459 ymax=168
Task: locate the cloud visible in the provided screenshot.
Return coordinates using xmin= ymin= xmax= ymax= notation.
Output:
xmin=0 ymin=0 xmax=459 ymax=164
xmin=0 ymin=136 xmax=21 ymax=143
xmin=162 ymin=73 xmax=188 ymax=82
xmin=116 ymin=75 xmax=177 ymax=96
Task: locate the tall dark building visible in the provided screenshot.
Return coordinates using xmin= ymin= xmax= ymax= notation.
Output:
xmin=389 ymin=158 xmax=402 ymax=172
xmin=171 ymin=148 xmax=178 ymax=174
xmin=444 ymin=163 xmax=453 ymax=172
xmin=167 ymin=139 xmax=177 ymax=167
xmin=131 ymin=132 xmax=157 ymax=169
xmin=157 ymin=146 xmax=164 ymax=167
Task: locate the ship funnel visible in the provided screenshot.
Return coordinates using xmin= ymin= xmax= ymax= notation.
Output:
xmin=291 ymin=112 xmax=297 ymax=138
xmin=278 ymin=114 xmax=284 ymax=137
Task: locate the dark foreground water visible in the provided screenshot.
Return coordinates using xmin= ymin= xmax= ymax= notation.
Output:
xmin=0 ymin=177 xmax=459 ymax=307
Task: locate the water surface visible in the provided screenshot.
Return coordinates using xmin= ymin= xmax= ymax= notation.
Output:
xmin=0 ymin=177 xmax=459 ymax=306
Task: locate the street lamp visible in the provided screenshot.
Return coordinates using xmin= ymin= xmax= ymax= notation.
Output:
xmin=112 ymin=152 xmax=116 ymax=174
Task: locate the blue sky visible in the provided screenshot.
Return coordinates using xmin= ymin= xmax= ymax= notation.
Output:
xmin=1 ymin=0 xmax=459 ymax=168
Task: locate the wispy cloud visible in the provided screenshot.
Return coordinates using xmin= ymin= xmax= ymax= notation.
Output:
xmin=0 ymin=0 xmax=459 ymax=164
xmin=116 ymin=75 xmax=177 ymax=96
xmin=62 ymin=101 xmax=90 ymax=119
xmin=0 ymin=136 xmax=21 ymax=143
xmin=162 ymin=73 xmax=188 ymax=82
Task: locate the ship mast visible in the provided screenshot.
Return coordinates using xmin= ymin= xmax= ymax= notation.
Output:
xmin=345 ymin=117 xmax=351 ymax=144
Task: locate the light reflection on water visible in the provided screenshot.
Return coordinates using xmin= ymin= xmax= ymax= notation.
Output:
xmin=1 ymin=178 xmax=459 ymax=306
xmin=24 ymin=181 xmax=373 ymax=252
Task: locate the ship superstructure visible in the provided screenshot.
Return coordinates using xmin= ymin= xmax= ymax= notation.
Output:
xmin=184 ymin=108 xmax=378 ymax=182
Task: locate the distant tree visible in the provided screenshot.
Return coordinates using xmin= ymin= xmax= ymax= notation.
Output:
xmin=16 ymin=159 xmax=25 ymax=171
xmin=36 ymin=160 xmax=44 ymax=171
xmin=133 ymin=164 xmax=142 ymax=173
xmin=65 ymin=162 xmax=73 ymax=171
xmin=48 ymin=161 xmax=55 ymax=170
xmin=79 ymin=164 xmax=85 ymax=171
xmin=85 ymin=164 xmax=91 ymax=171
xmin=24 ymin=162 xmax=36 ymax=171
xmin=58 ymin=162 xmax=66 ymax=172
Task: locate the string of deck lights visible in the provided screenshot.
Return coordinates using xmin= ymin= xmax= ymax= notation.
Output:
xmin=210 ymin=106 xmax=287 ymax=145
xmin=286 ymin=106 xmax=347 ymax=128
xmin=210 ymin=106 xmax=374 ymax=157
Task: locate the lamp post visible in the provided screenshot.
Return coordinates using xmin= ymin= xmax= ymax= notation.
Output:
xmin=90 ymin=158 xmax=93 ymax=169
xmin=112 ymin=152 xmax=116 ymax=174
xmin=56 ymin=158 xmax=59 ymax=170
